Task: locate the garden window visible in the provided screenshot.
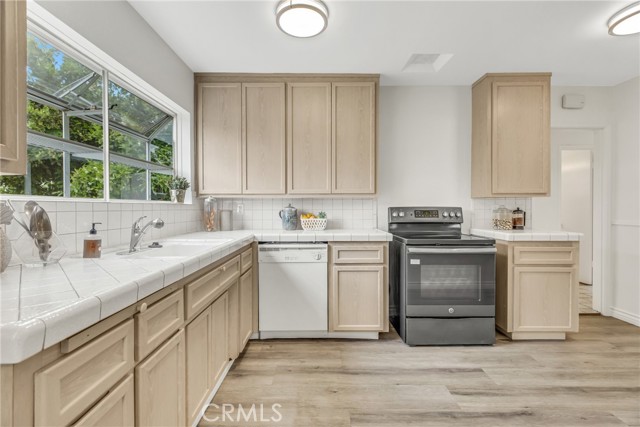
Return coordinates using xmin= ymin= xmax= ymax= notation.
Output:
xmin=0 ymin=31 xmax=175 ymax=201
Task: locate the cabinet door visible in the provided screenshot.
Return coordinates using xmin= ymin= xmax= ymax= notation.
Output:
xmin=227 ymin=280 xmax=240 ymax=359
xmin=135 ymin=330 xmax=186 ymax=427
xmin=0 ymin=0 xmax=27 ymax=175
xmin=513 ymin=266 xmax=578 ymax=332
xmin=332 ymin=82 xmax=376 ymax=194
xmin=492 ymin=80 xmax=549 ymax=194
xmin=35 ymin=320 xmax=134 ymax=427
xmin=242 ymin=83 xmax=286 ymax=194
xmin=73 ymin=375 xmax=134 ymax=427
xmin=287 ymin=83 xmax=331 ymax=194
xmin=197 ymin=83 xmax=242 ymax=194
xmin=330 ymin=265 xmax=386 ymax=331
xmin=186 ymin=308 xmax=213 ymax=426
xmin=211 ymin=293 xmax=229 ymax=384
xmin=239 ymin=269 xmax=253 ymax=350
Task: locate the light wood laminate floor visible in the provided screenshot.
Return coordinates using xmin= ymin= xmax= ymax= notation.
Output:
xmin=201 ymin=316 xmax=640 ymax=427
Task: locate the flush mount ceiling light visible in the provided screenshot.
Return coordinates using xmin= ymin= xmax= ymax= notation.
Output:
xmin=608 ymin=1 xmax=640 ymax=35
xmin=276 ymin=0 xmax=329 ymax=38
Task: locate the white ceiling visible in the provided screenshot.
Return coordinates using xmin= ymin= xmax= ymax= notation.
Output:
xmin=129 ymin=0 xmax=640 ymax=86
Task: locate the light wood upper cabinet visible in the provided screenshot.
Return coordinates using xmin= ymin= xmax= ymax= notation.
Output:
xmin=332 ymin=82 xmax=376 ymax=194
xmin=197 ymin=83 xmax=242 ymax=194
xmin=242 ymin=83 xmax=286 ymax=194
xmin=135 ymin=329 xmax=186 ymax=427
xmin=471 ymin=73 xmax=551 ymax=197
xmin=287 ymin=82 xmax=332 ymax=194
xmin=195 ymin=74 xmax=378 ymax=196
xmin=0 ymin=0 xmax=27 ymax=176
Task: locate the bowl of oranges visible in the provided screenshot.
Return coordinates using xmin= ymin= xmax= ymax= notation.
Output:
xmin=300 ymin=212 xmax=328 ymax=231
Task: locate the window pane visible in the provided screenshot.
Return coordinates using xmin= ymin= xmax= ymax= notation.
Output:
xmin=110 ymin=162 xmax=147 ymax=200
xmin=110 ymin=129 xmax=146 ymax=160
xmin=27 ymin=32 xmax=102 ymax=110
xmin=108 ymin=81 xmax=168 ymax=135
xmin=70 ymin=159 xmax=104 ymax=199
xmin=151 ymin=173 xmax=171 ymax=201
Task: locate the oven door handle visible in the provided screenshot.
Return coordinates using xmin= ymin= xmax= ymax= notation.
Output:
xmin=406 ymin=247 xmax=497 ymax=254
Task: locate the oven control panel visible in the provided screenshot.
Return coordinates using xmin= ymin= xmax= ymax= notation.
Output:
xmin=388 ymin=207 xmax=463 ymax=223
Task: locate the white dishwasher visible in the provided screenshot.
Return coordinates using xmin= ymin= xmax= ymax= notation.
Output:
xmin=258 ymin=243 xmax=328 ymax=338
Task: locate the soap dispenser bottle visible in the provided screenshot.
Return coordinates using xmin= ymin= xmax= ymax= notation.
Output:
xmin=83 ymin=222 xmax=102 ymax=258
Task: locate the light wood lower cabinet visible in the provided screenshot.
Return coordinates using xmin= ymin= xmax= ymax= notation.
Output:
xmin=3 ymin=243 xmax=257 ymax=427
xmin=239 ymin=269 xmax=253 ymax=348
xmin=329 ymin=243 xmax=388 ymax=332
xmin=34 ymin=320 xmax=135 ymax=427
xmin=73 ymin=375 xmax=134 ymax=427
xmin=496 ymin=241 xmax=579 ymax=340
xmin=227 ymin=279 xmax=240 ymax=359
xmin=135 ymin=329 xmax=186 ymax=427
xmin=210 ymin=292 xmax=229 ymax=385
xmin=186 ymin=308 xmax=214 ymax=426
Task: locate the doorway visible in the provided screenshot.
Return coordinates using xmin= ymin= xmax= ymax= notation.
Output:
xmin=560 ymin=149 xmax=598 ymax=314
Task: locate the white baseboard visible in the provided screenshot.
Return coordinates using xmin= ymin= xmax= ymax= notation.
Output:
xmin=610 ymin=307 xmax=640 ymax=327
xmin=259 ymin=330 xmax=379 ymax=340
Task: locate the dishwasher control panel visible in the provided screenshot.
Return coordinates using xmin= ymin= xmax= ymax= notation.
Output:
xmin=258 ymin=243 xmax=328 ymax=263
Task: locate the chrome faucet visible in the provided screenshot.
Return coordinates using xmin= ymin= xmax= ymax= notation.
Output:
xmin=129 ymin=216 xmax=164 ymax=253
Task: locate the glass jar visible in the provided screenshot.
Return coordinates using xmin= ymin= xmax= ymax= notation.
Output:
xmin=492 ymin=205 xmax=513 ymax=230
xmin=512 ymin=207 xmax=526 ymax=230
xmin=203 ymin=197 xmax=219 ymax=232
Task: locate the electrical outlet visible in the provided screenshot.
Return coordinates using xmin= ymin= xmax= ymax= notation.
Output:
xmin=236 ymin=203 xmax=244 ymax=214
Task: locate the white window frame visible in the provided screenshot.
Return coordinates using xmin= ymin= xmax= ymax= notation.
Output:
xmin=17 ymin=1 xmax=192 ymax=204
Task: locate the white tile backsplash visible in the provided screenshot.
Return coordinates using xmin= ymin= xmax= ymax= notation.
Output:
xmin=472 ymin=198 xmax=533 ymax=230
xmin=3 ymin=199 xmax=204 ymax=256
xmin=222 ymin=197 xmax=378 ymax=230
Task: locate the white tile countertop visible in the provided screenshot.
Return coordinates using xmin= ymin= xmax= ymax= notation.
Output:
xmin=0 ymin=229 xmax=392 ymax=364
xmin=471 ymin=228 xmax=582 ymax=242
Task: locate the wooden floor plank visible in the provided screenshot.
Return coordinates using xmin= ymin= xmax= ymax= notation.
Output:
xmin=200 ymin=315 xmax=640 ymax=427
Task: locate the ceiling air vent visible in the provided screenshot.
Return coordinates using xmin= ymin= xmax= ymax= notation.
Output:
xmin=402 ymin=53 xmax=453 ymax=73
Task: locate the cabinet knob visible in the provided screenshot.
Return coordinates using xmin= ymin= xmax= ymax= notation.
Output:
xmin=222 ymin=266 xmax=227 ymax=272
xmin=139 ymin=302 xmax=148 ymax=313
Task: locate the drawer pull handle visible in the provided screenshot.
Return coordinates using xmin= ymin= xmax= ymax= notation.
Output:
xmin=138 ymin=302 xmax=148 ymax=313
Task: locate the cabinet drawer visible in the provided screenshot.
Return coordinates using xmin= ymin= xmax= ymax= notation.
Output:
xmin=34 ymin=320 xmax=134 ymax=427
xmin=185 ymin=255 xmax=240 ymax=319
xmin=241 ymin=248 xmax=252 ymax=273
xmin=73 ymin=374 xmax=134 ymax=427
xmin=513 ymin=246 xmax=576 ymax=265
xmin=136 ymin=290 xmax=184 ymax=361
xmin=332 ymin=244 xmax=385 ymax=264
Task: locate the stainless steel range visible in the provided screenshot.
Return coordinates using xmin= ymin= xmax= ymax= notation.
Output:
xmin=389 ymin=207 xmax=496 ymax=346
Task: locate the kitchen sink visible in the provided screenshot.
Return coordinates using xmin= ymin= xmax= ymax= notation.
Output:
xmin=118 ymin=240 xmax=229 ymax=259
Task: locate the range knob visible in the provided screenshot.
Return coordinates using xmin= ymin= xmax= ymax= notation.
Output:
xmin=392 ymin=211 xmax=398 ymax=217
xmin=455 ymin=212 xmax=461 ymax=218
xmin=442 ymin=212 xmax=449 ymax=218
xmin=449 ymin=211 xmax=456 ymax=218
xmin=399 ymin=211 xmax=405 ymax=217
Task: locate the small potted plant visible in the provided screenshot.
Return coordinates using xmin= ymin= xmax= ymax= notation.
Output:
xmin=168 ymin=175 xmax=190 ymax=203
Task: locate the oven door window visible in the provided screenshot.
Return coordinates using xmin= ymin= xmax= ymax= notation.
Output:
xmin=406 ymin=251 xmax=495 ymax=306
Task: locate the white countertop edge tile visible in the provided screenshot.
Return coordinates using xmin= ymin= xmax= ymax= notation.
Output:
xmin=471 ymin=228 xmax=582 ymax=242
xmin=0 ymin=228 xmax=392 ymax=363
xmin=0 ymin=318 xmax=46 ymax=364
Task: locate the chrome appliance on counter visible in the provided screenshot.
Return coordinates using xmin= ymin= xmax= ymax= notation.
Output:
xmin=389 ymin=207 xmax=496 ymax=346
